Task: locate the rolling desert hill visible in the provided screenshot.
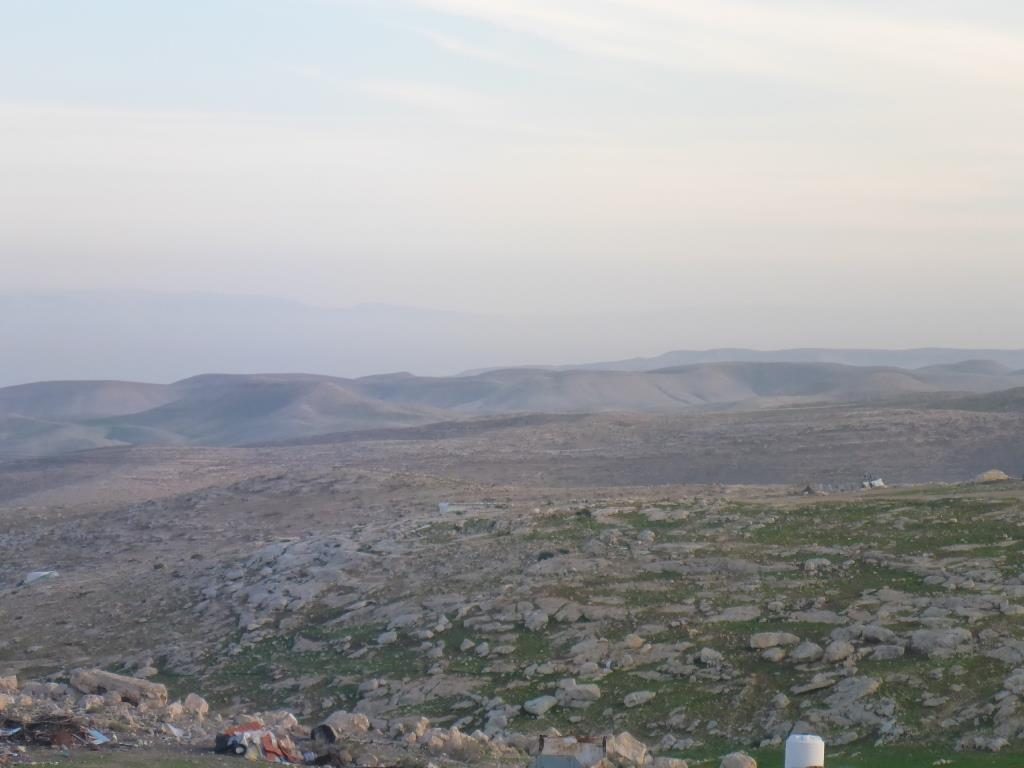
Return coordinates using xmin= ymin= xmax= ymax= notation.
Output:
xmin=2 ymin=361 xmax=1024 ymax=459
xmin=93 ymin=376 xmax=446 ymax=446
xmin=0 ymin=379 xmax=177 ymax=420
xmin=350 ymin=362 xmax=1024 ymax=413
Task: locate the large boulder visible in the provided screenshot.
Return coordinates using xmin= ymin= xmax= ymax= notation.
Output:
xmin=606 ymin=732 xmax=650 ymax=767
xmin=559 ymin=678 xmax=601 ymax=702
xmin=524 ymin=696 xmax=559 ymax=716
xmin=909 ymin=628 xmax=973 ymax=658
xmin=790 ymin=642 xmax=824 ymax=664
xmin=824 ymin=640 xmax=855 ymax=663
xmin=0 ymin=676 xmax=18 ymax=694
xmin=525 ymin=611 xmax=550 ymax=631
xmin=69 ymin=668 xmax=168 ymax=706
xmin=720 ymin=753 xmax=757 ymax=768
xmin=312 ymin=711 xmax=371 ymax=744
xmin=861 ymin=625 xmax=897 ymax=644
xmin=624 ymin=690 xmax=656 ymax=708
xmin=975 ymin=470 xmax=1011 ymax=483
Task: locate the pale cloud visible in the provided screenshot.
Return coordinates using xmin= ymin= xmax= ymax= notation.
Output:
xmin=4 ymin=0 xmax=1023 ymax=331
xmin=402 ymin=0 xmax=1024 ymax=88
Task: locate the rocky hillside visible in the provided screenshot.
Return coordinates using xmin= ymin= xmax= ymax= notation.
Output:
xmin=3 ymin=448 xmax=1024 ymax=761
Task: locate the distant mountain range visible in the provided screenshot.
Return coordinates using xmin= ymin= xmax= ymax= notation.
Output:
xmin=4 ymin=361 xmax=1024 ymax=459
xmin=5 ymin=292 xmax=1024 ymax=387
xmin=471 ymin=348 xmax=1024 ymax=374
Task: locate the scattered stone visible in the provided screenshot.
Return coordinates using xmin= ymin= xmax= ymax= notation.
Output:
xmin=791 ymin=674 xmax=836 ymax=695
xmin=862 ymin=625 xmax=898 ymax=644
xmin=524 ymin=695 xmax=559 ymax=716
xmin=525 ymin=611 xmax=550 ymax=631
xmin=824 ymin=640 xmax=855 ymax=663
xmin=870 ymin=645 xmax=905 ymax=661
xmin=699 ymin=648 xmax=724 ymax=666
xmin=909 ymin=628 xmax=973 ymax=658
xmin=623 ymin=690 xmax=656 ymax=708
xmin=750 ymin=632 xmax=800 ymax=650
xmin=709 ymin=606 xmax=761 ymax=623
xmin=790 ymin=642 xmax=824 ymax=664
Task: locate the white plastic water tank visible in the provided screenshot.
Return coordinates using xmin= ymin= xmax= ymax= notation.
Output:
xmin=785 ymin=734 xmax=825 ymax=768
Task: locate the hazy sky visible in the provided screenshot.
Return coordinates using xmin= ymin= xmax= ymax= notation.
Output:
xmin=2 ymin=0 xmax=1023 ymax=345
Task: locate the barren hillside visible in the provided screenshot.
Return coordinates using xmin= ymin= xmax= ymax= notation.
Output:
xmin=3 ymin=362 xmax=1024 ymax=459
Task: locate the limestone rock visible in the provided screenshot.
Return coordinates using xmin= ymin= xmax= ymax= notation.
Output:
xmin=974 ymin=469 xmax=1011 ymax=483
xmin=790 ymin=642 xmax=824 ymax=664
xmin=709 ymin=606 xmax=761 ymax=623
xmin=720 ymin=752 xmax=757 ymax=768
xmin=824 ymin=640 xmax=855 ymax=663
xmin=184 ymin=692 xmax=210 ymax=718
xmin=909 ymin=628 xmax=972 ymax=658
xmin=870 ymin=645 xmax=905 ymax=661
xmin=699 ymin=648 xmax=724 ymax=666
xmin=525 ymin=611 xmax=550 ymax=631
xmin=313 ymin=711 xmax=371 ymax=744
xmin=624 ymin=690 xmax=656 ymax=708
xmin=559 ymin=678 xmax=601 ymax=702
xmin=861 ymin=625 xmax=897 ymax=644
xmin=750 ymin=632 xmax=800 ymax=650
xmin=624 ymin=634 xmax=647 ymax=650
xmin=70 ymin=668 xmax=168 ymax=706
xmin=524 ymin=695 xmax=559 ymax=716
xmin=606 ymin=731 xmax=650 ymax=767
xmin=79 ymin=694 xmax=106 ymax=712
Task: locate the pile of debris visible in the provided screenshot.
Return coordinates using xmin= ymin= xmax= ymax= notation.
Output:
xmin=0 ymin=669 xmax=702 ymax=768
xmin=215 ymin=721 xmax=306 ymax=764
xmin=0 ymin=713 xmax=112 ymax=766
xmin=0 ymin=668 xmax=205 ymax=759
